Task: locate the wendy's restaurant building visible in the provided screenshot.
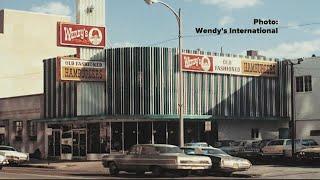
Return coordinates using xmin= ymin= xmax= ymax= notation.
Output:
xmin=37 ymin=47 xmax=291 ymax=160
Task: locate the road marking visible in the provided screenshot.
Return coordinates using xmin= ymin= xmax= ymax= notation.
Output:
xmin=0 ymin=172 xmax=99 ymax=179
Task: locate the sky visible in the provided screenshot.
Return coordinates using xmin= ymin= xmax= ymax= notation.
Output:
xmin=0 ymin=0 xmax=320 ymax=59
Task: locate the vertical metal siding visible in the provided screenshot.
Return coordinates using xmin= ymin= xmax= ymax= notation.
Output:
xmin=43 ymin=58 xmax=78 ymax=118
xmin=75 ymin=0 xmax=106 ymax=116
xmin=106 ymin=47 xmax=290 ymax=119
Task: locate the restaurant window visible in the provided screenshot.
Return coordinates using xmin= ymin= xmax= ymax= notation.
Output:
xmin=14 ymin=121 xmax=23 ymax=141
xmin=87 ymin=123 xmax=100 ymax=153
xmin=251 ymin=128 xmax=259 ymax=139
xmin=27 ymin=121 xmax=37 ymax=140
xmin=296 ymin=76 xmax=312 ymax=92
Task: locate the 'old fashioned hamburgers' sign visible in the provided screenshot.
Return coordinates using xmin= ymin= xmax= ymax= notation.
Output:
xmin=181 ymin=53 xmax=278 ymax=77
xmin=181 ymin=53 xmax=214 ymax=73
xmin=57 ymin=22 xmax=106 ymax=48
xmin=57 ymin=57 xmax=106 ymax=82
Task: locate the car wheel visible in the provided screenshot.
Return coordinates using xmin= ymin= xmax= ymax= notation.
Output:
xmin=136 ymin=171 xmax=145 ymax=176
xmin=223 ymin=172 xmax=233 ymax=177
xmin=151 ymin=166 xmax=163 ymax=177
xmin=179 ymin=170 xmax=189 ymax=177
xmin=108 ymin=162 xmax=119 ymax=176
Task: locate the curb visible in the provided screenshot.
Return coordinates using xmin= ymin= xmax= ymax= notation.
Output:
xmin=19 ymin=164 xmax=57 ymax=169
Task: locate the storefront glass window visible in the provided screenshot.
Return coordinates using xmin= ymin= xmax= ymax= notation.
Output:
xmin=167 ymin=121 xmax=179 ymax=146
xmin=124 ymin=122 xmax=137 ymax=150
xmin=87 ymin=123 xmax=100 ymax=153
xmin=138 ymin=122 xmax=152 ymax=144
xmin=111 ymin=122 xmax=123 ymax=153
xmin=61 ymin=125 xmax=72 ymax=154
xmin=153 ymin=121 xmax=166 ymax=144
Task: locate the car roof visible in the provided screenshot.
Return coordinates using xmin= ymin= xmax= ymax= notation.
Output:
xmin=0 ymin=145 xmax=14 ymax=148
xmin=181 ymin=146 xmax=219 ymax=150
xmin=185 ymin=142 xmax=208 ymax=144
xmin=136 ymin=144 xmax=178 ymax=148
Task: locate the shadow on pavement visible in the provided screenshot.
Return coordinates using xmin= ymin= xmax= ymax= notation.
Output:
xmin=68 ymin=171 xmax=257 ymax=179
xmin=243 ymin=157 xmax=320 ymax=168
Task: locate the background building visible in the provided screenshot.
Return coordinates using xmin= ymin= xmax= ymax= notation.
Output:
xmin=0 ymin=9 xmax=75 ymax=98
xmin=295 ymin=56 xmax=320 ymax=143
xmin=0 ymin=9 xmax=75 ymax=158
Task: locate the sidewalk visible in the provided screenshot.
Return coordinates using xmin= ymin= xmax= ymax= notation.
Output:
xmin=21 ymin=159 xmax=104 ymax=171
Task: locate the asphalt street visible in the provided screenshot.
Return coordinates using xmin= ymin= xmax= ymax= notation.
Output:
xmin=1 ymin=163 xmax=320 ymax=179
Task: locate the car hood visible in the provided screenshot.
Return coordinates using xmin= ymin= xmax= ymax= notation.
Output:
xmin=301 ymin=147 xmax=320 ymax=153
xmin=0 ymin=155 xmax=6 ymax=161
xmin=0 ymin=151 xmax=28 ymax=158
xmin=207 ymin=154 xmax=248 ymax=161
xmin=162 ymin=153 xmax=209 ymax=159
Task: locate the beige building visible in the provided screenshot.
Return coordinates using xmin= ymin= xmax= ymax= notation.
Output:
xmin=0 ymin=9 xmax=75 ymax=157
xmin=0 ymin=9 xmax=76 ymax=98
xmin=295 ymin=57 xmax=320 ymax=143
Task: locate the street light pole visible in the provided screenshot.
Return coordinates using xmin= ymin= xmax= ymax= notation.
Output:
xmin=178 ymin=8 xmax=184 ymax=147
xmin=144 ymin=0 xmax=184 ymax=147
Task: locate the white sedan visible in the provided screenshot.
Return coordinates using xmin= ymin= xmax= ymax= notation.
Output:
xmin=0 ymin=155 xmax=9 ymax=170
xmin=0 ymin=146 xmax=29 ymax=165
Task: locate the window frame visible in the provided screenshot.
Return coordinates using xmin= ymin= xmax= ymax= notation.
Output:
xmin=296 ymin=75 xmax=312 ymax=92
xmin=304 ymin=75 xmax=312 ymax=92
xmin=296 ymin=76 xmax=304 ymax=92
xmin=13 ymin=121 xmax=23 ymax=141
xmin=27 ymin=121 xmax=37 ymax=139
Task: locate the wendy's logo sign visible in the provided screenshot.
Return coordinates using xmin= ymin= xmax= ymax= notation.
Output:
xmin=57 ymin=22 xmax=106 ymax=48
xmin=181 ymin=53 xmax=214 ymax=73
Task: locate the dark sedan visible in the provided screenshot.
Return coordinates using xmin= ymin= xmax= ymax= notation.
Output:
xmin=181 ymin=146 xmax=251 ymax=176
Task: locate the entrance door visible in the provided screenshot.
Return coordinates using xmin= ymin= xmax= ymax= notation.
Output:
xmin=72 ymin=130 xmax=86 ymax=158
xmin=48 ymin=130 xmax=61 ymax=158
xmin=0 ymin=134 xmax=5 ymax=145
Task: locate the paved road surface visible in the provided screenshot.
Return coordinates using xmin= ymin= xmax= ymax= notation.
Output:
xmin=1 ymin=163 xmax=320 ymax=179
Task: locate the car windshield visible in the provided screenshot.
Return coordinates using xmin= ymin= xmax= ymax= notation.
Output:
xmin=0 ymin=147 xmax=16 ymax=151
xmin=204 ymin=148 xmax=228 ymax=155
xmin=231 ymin=142 xmax=241 ymax=146
xmin=185 ymin=143 xmax=208 ymax=147
xmin=155 ymin=146 xmax=183 ymax=154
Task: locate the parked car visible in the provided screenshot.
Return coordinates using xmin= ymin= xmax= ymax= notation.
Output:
xmin=184 ymin=142 xmax=213 ymax=148
xmin=0 ymin=155 xmax=9 ymax=170
xmin=215 ymin=140 xmax=235 ymax=148
xmin=283 ymin=139 xmax=319 ymax=157
xmin=102 ymin=144 xmax=212 ymax=177
xmin=181 ymin=146 xmax=251 ymax=176
xmin=215 ymin=140 xmax=240 ymax=156
xmin=0 ymin=146 xmax=29 ymax=165
xmin=261 ymin=139 xmax=291 ymax=156
xmin=237 ymin=140 xmax=263 ymax=158
xmin=297 ymin=146 xmax=320 ymax=161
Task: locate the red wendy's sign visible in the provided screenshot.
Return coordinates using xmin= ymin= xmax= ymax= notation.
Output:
xmin=57 ymin=22 xmax=106 ymax=48
xmin=181 ymin=53 xmax=214 ymax=73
